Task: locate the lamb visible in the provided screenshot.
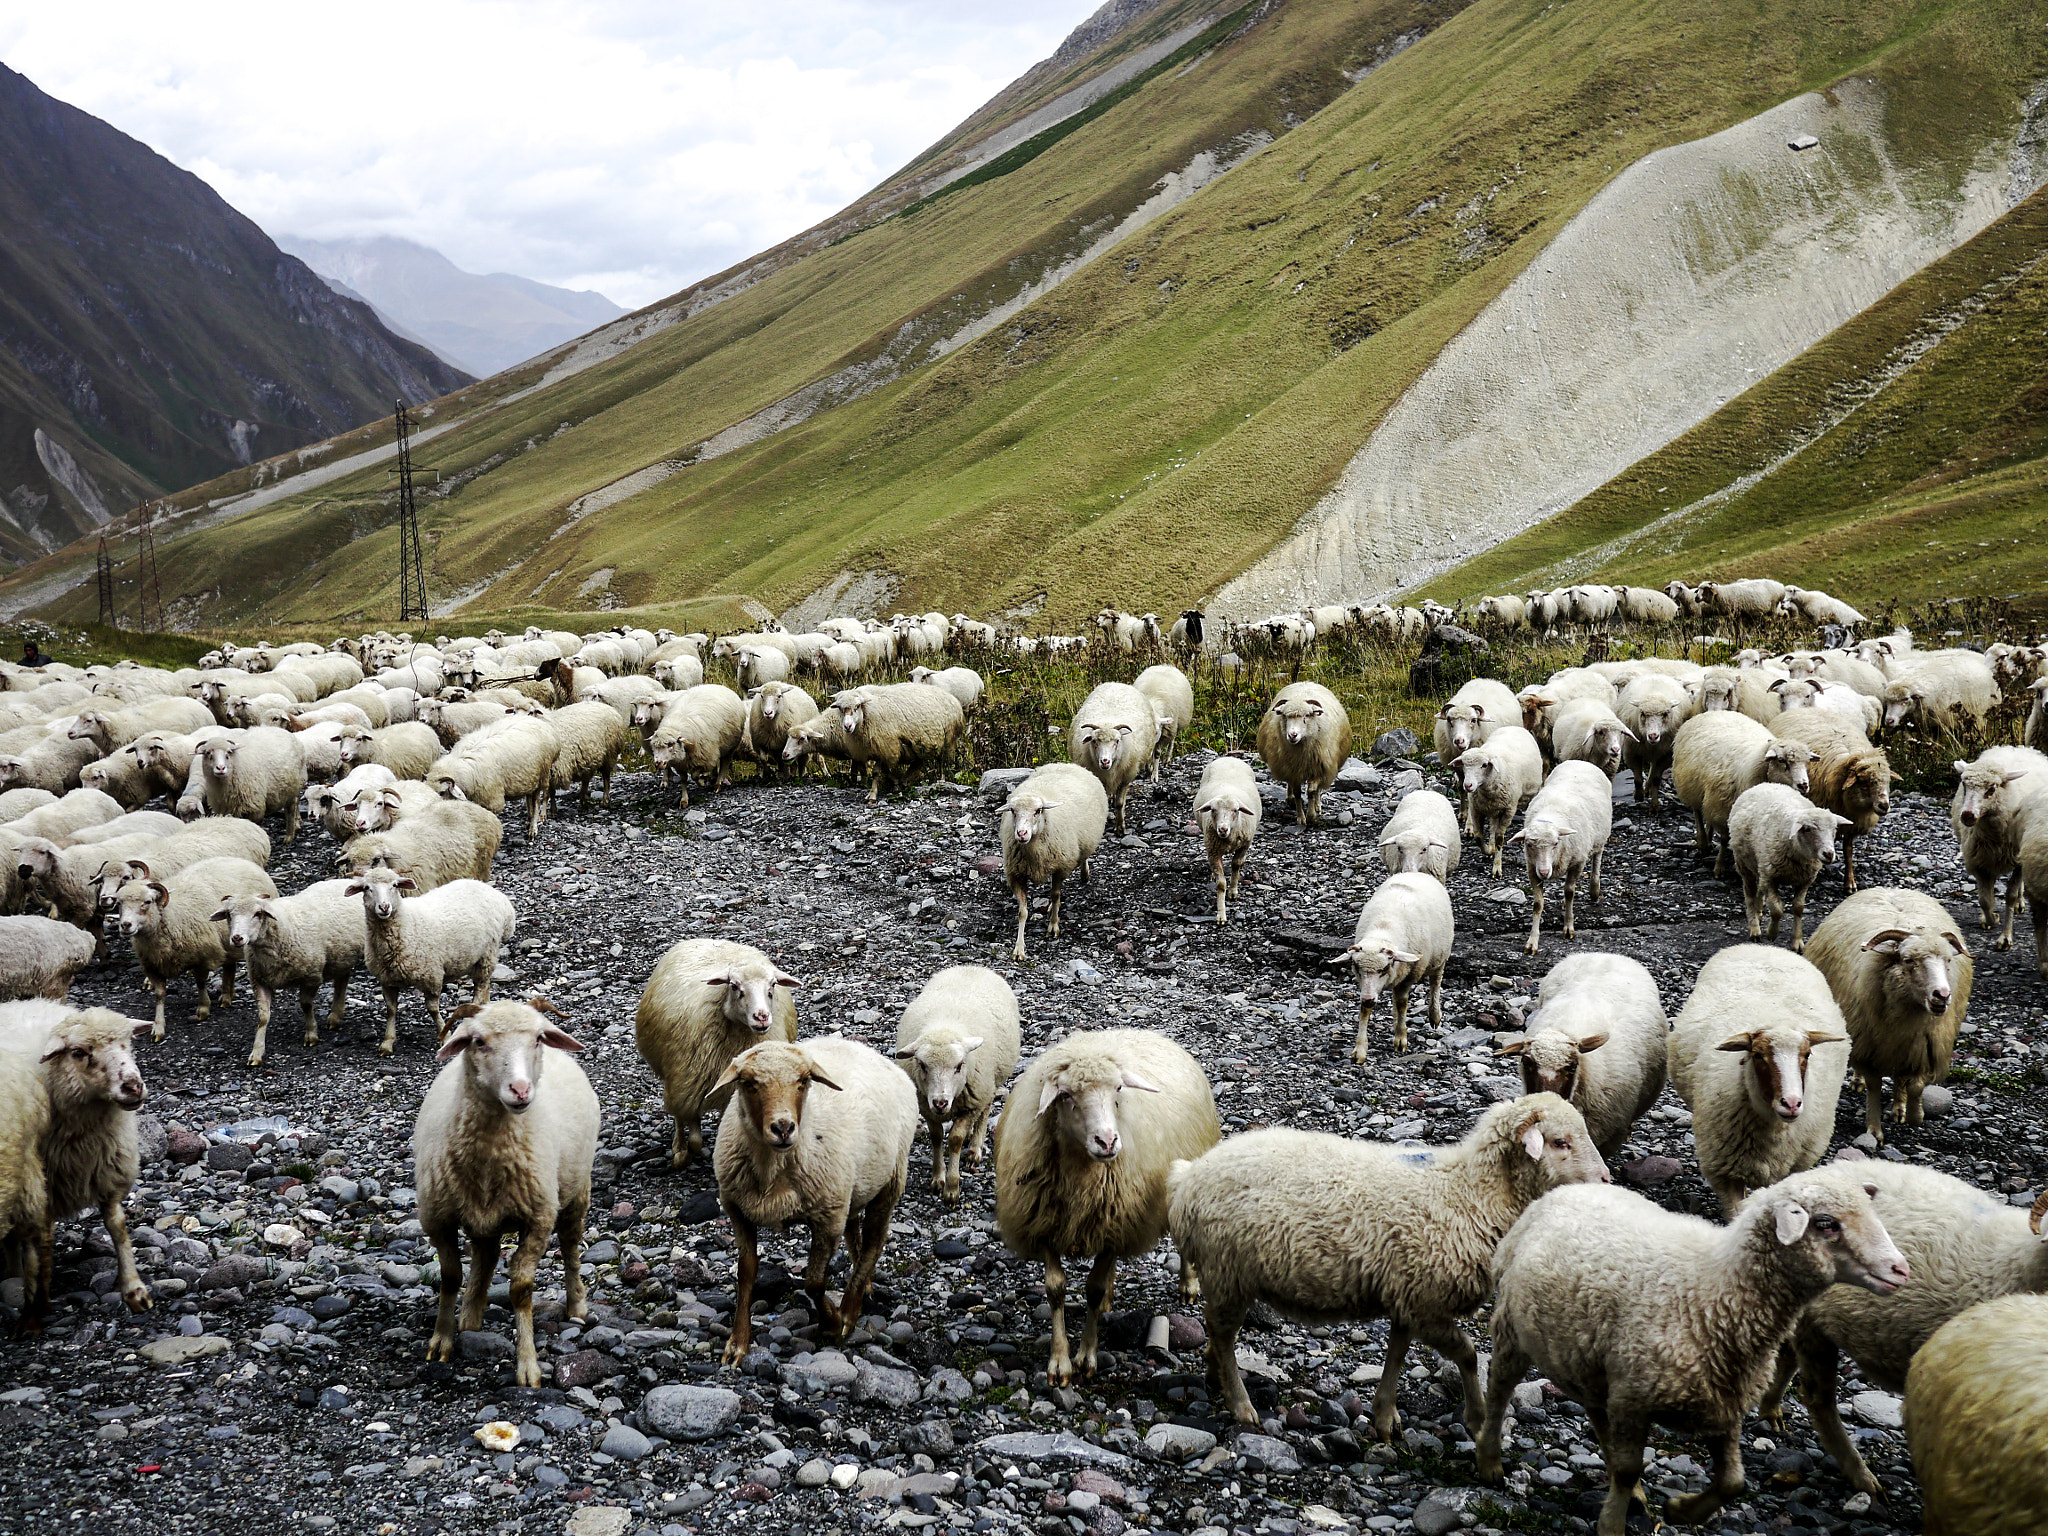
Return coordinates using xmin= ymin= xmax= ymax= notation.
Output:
xmin=546 ymin=700 xmax=630 ymax=810
xmin=0 ymin=1002 xmax=154 ymax=1314
xmin=1376 ymin=788 xmax=1459 ymax=883
xmin=1432 ymin=678 xmax=1521 ymax=762
xmin=1476 ymin=1174 xmax=1907 ymax=1536
xmin=892 ymin=965 xmax=1021 ymax=1205
xmin=714 ymin=1035 xmax=917 ymax=1359
xmin=1167 ymin=1094 xmax=1609 ymax=1433
xmin=191 ymin=726 xmax=307 ymax=843
xmin=743 ymin=682 xmax=818 ymax=773
xmin=1769 ymin=710 xmax=1891 ymax=892
xmin=112 ymin=855 xmax=278 ymax=1038
xmin=1671 ymin=710 xmax=1817 ymax=875
xmin=647 ymin=685 xmax=747 ymax=806
xmin=1192 ymin=756 xmax=1261 ymax=924
xmin=1880 ymin=653 xmax=2001 ymax=737
xmin=1000 ymin=763 xmax=1108 ymax=961
xmin=1949 ymin=745 xmax=2048 ymax=950
xmin=1067 ymin=682 xmax=1158 ymax=834
xmin=0 ymin=916 xmax=97 ymax=1001
xmin=1906 ymin=1293 xmax=2048 ymax=1533
xmin=1510 ymin=761 xmax=1611 ymax=955
xmin=1495 ymin=953 xmax=1667 ymax=1157
xmin=1451 ymin=725 xmax=1543 ymax=874
xmin=1548 ymin=697 xmax=1634 ymax=780
xmin=1753 ymin=1164 xmax=2048 ymax=1500
xmin=1342 ymin=873 xmax=1453 ymax=1062
xmin=993 ymin=1028 xmax=1220 ymax=1385
xmin=1132 ymin=665 xmax=1193 ymax=780
xmin=634 ymin=938 xmax=799 ymax=1168
xmin=425 ymin=714 xmax=558 ymax=840
xmin=416 ymin=999 xmax=596 ymax=1388
xmin=0 ymin=1043 xmax=49 ymax=1327
xmin=1257 ymin=682 xmax=1352 ymax=828
xmin=1617 ymin=672 xmax=1695 ymax=809
xmin=1804 ymin=887 xmax=1972 ymax=1141
xmin=1728 ymin=783 xmax=1848 ymax=952
xmin=212 ymin=881 xmax=367 ymax=1067
xmin=348 ymin=865 xmax=516 ymax=1054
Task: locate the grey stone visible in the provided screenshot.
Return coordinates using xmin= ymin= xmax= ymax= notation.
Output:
xmin=199 ymin=1255 xmax=267 ymax=1293
xmin=554 ymin=1348 xmax=611 ymax=1388
xmin=1412 ymin=1488 xmax=1478 ymax=1536
xmin=1236 ymin=1433 xmax=1301 ymax=1473
xmin=978 ymin=1431 xmax=1132 ymax=1468
xmin=1143 ymin=1423 xmax=1216 ymax=1458
xmin=600 ymin=1424 xmax=653 ymax=1460
xmin=139 ymin=1334 xmax=230 ymax=1365
xmin=1371 ymin=729 xmax=1418 ymax=760
xmin=204 ymin=1142 xmax=254 ymax=1172
xmin=799 ymin=1349 xmax=859 ymax=1388
xmin=923 ymin=1367 xmax=973 ymax=1403
xmin=458 ymin=1330 xmax=515 ymax=1361
xmin=1332 ymin=757 xmax=1381 ymax=791
xmin=795 ymin=1457 xmax=832 ymax=1487
xmin=1852 ymin=1390 xmax=1903 ymax=1429
xmin=905 ymin=1419 xmax=955 ymax=1453
xmin=979 ymin=767 xmax=1033 ymax=802
xmin=134 ymin=1114 xmax=167 ymax=1166
xmin=639 ymin=1384 xmax=741 ymax=1441
xmin=852 ymin=1358 xmax=921 ymax=1408
xmin=318 ymin=1175 xmax=360 ymax=1203
xmin=1918 ymin=1085 xmax=1953 ymax=1119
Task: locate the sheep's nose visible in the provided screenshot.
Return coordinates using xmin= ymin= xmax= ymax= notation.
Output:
xmin=119 ymin=1078 xmax=145 ymax=1105
xmin=1960 ymin=809 xmax=1977 ymax=826
xmin=1778 ymin=1095 xmax=1803 ymax=1120
xmin=930 ymin=1097 xmax=952 ymax=1117
xmin=1930 ymin=989 xmax=1951 ymax=1010
xmin=749 ymin=1010 xmax=771 ymax=1031
xmin=767 ymin=1118 xmax=796 ymax=1145
xmin=506 ymin=1081 xmax=532 ymax=1106
xmin=1090 ymin=1131 xmax=1120 ymax=1160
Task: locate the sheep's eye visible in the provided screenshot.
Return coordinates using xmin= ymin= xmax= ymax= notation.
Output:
xmin=1551 ymin=1137 xmax=1568 ymax=1150
xmin=1814 ymin=1215 xmax=1840 ymax=1233
xmin=70 ymin=1048 xmax=88 ymax=1060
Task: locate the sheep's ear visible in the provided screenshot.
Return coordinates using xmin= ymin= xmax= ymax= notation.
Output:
xmin=805 ymin=1067 xmax=844 ymax=1092
xmin=394 ymin=876 xmax=418 ymax=892
xmin=703 ymin=970 xmax=734 ymax=988
xmin=774 ymin=972 xmax=801 ymax=989
xmin=129 ymin=1018 xmax=152 ymax=1038
xmin=1492 ymin=1037 xmax=1528 ymax=1057
xmin=539 ymin=1027 xmax=585 ymax=1054
xmin=1860 ymin=929 xmax=1911 ymax=955
xmin=1470 ymin=703 xmax=1486 ymax=721
xmin=1577 ymin=1033 xmax=1609 ymax=1053
xmin=957 ymin=1036 xmax=985 ymax=1056
xmin=1952 ymin=759 xmax=1969 ymax=775
xmin=1037 ymin=1078 xmax=1066 ymax=1116
xmin=1520 ymin=1123 xmax=1545 ymax=1161
xmin=208 ymin=905 xmax=232 ymax=923
xmin=1389 ymin=949 xmax=1421 ymax=965
xmin=1716 ymin=1032 xmax=1756 ymax=1053
xmin=1507 ymin=830 xmax=1525 ymax=843
xmin=436 ymin=1025 xmax=477 ymax=1062
xmin=891 ymin=1046 xmax=920 ymax=1061
xmin=712 ymin=1058 xmax=746 ymax=1094
xmin=1942 ymin=931 xmax=1969 ymax=957
xmin=1120 ymin=1071 xmax=1161 ymax=1094
xmin=1773 ymin=1201 xmax=1811 ymax=1246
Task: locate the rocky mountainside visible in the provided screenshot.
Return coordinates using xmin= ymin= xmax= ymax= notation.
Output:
xmin=0 ymin=64 xmax=469 ymax=567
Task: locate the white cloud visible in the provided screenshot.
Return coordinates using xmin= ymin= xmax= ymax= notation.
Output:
xmin=1 ymin=0 xmax=1098 ymax=307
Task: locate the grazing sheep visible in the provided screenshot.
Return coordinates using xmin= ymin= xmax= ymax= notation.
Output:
xmin=1170 ymin=1095 xmax=1607 ymax=1434
xmin=191 ymin=727 xmax=306 ymax=843
xmin=1068 ymin=682 xmax=1159 ymax=835
xmin=1548 ymin=697 xmax=1634 ymax=780
xmin=715 ymin=1035 xmax=917 ymax=1359
xmin=348 ymin=866 xmax=516 ymax=1053
xmin=1671 ymin=711 xmax=1816 ymax=875
xmin=1778 ymin=587 xmax=1866 ymax=627
xmin=744 ymin=682 xmax=818 ymax=773
xmin=1881 ymin=653 xmax=2001 ymax=737
xmin=1666 ymin=945 xmax=1849 ymax=1213
xmin=1343 ymin=873 xmax=1453 ymax=1063
xmin=1477 ymin=1173 xmax=1907 ymax=1536
xmin=994 ymin=1027 xmax=1220 ymax=1386
xmin=0 ymin=916 xmax=96 ymax=1002
xmin=1765 ymin=711 xmax=1891 ymax=893
xmin=113 ymin=856 xmax=278 ymax=1038
xmin=1257 ymin=682 xmax=1351 ymax=828
xmin=1616 ymin=585 xmax=1680 ymax=624
xmin=1133 ymin=665 xmax=1194 ymax=781
xmin=416 ymin=999 xmax=596 ymax=1388
xmin=213 ymin=881 xmax=367 ymax=1068
xmin=1729 ymin=783 xmax=1848 ymax=951
xmin=1950 ymin=745 xmax=2048 ymax=950
xmin=779 ymin=707 xmax=852 ymax=781
xmin=1905 ymin=1293 xmax=2048 ymax=1534
xmin=0 ymin=1044 xmax=50 ymax=1327
xmin=65 ymin=698 xmax=213 ymax=754
xmin=1432 ymin=678 xmax=1521 ymax=764
xmin=1511 ymin=760 xmax=1611 ymax=955
xmin=1496 ymin=953 xmax=1667 ymax=1157
xmin=1192 ymin=756 xmax=1261 ymax=924
xmin=1452 ymin=725 xmax=1543 ymax=874
xmin=909 ymin=665 xmax=985 ymax=710
xmin=1617 ymin=673 xmax=1695 ymax=809
xmin=546 ymin=700 xmax=630 ymax=811
xmin=892 ymin=966 xmax=1021 ymax=1206
xmin=1001 ymin=762 xmax=1109 ymax=961
xmin=635 ymin=938 xmax=799 ymax=1168
xmin=1805 ymin=887 xmax=1972 ymax=1142
xmin=1377 ymin=788 xmax=1460 ymax=883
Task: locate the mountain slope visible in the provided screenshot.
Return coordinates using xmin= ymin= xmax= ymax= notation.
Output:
xmin=0 ymin=63 xmax=469 ymax=566
xmin=275 ymin=235 xmax=624 ymax=379
xmin=4 ymin=0 xmax=2044 ymax=629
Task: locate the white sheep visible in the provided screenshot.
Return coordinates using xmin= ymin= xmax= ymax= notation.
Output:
xmin=1094 ymin=608 xmax=1149 ymax=652
xmin=1452 ymin=725 xmax=1543 ymax=874
xmin=1477 ymin=1173 xmax=1907 ymax=1536
xmin=1068 ymin=682 xmax=1159 ymax=835
xmin=1432 ymin=678 xmax=1521 ymax=761
xmin=1257 ymin=682 xmax=1352 ymax=828
xmin=648 ymin=685 xmax=749 ymax=806
xmin=83 ymin=818 xmax=273 ymax=917
xmin=0 ymin=1043 xmax=49 ymax=1326
xmin=993 ymin=1027 xmax=1220 ymax=1386
xmin=416 ymin=999 xmax=595 ymax=1387
xmin=2026 ymin=814 xmax=2048 ymax=985
xmin=1906 ymin=1293 xmax=2048 ymax=1532
xmin=891 ymin=965 xmax=1021 ymax=1206
xmin=1776 ymin=674 xmax=1882 ymax=734
xmin=1881 ymin=652 xmax=2001 ymax=737
xmin=1671 ymin=710 xmax=1817 ymax=875
xmin=1805 ymin=887 xmax=1972 ymax=1141
xmin=1376 ymin=787 xmax=1459 ymax=884
xmin=743 ymin=681 xmax=819 ymax=774
xmin=1777 ymin=587 xmax=1866 ymax=626
xmin=1510 ymin=760 xmax=1611 ymax=955
xmin=0 ymin=916 xmax=95 ymax=1001
xmin=190 ymin=726 xmax=307 ymax=843
xmin=1001 ymin=762 xmax=1109 ymax=961
xmin=1343 ymin=872 xmax=1453 ymax=1063
xmin=1769 ymin=710 xmax=1891 ymax=893
xmin=306 ymin=764 xmax=398 ymax=839
xmin=1617 ymin=672 xmax=1695 ymax=809
xmin=4 ymin=788 xmax=120 ymax=844
xmin=1548 ymin=697 xmax=1634 ymax=780
xmin=1728 ymin=782 xmax=1848 ymax=951
xmin=0 ymin=730 xmax=100 ymax=795
xmin=213 ymin=881 xmax=367 ymax=1068
xmin=909 ymin=665 xmax=984 ymax=710
xmin=1949 ymin=745 xmax=2048 ymax=950
xmin=546 ymin=700 xmax=630 ymax=811
xmin=1133 ymin=664 xmax=1194 ymax=780
xmin=1192 ymin=756 xmax=1261 ymax=924
xmin=634 ymin=937 xmax=799 ymax=1168
xmin=1696 ymin=576 xmax=1789 ymax=620
xmin=347 ymin=866 xmax=516 ymax=1054
xmin=426 ymin=714 xmax=558 ymax=840
xmin=1495 ymin=952 xmax=1667 ymax=1157
xmin=1169 ymin=1093 xmax=1606 ymax=1434
xmin=1666 ymin=944 xmax=1849 ymax=1213
xmin=113 ymin=855 xmax=278 ymax=1038
xmin=64 ymin=697 xmax=213 ymax=753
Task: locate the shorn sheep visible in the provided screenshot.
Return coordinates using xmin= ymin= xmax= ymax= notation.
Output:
xmin=892 ymin=965 xmax=1021 ymax=1205
xmin=1453 ymin=725 xmax=1543 ymax=875
xmin=1192 ymin=756 xmax=1261 ymax=924
xmin=1068 ymin=681 xmax=1158 ymax=835
xmin=348 ymin=866 xmax=516 ymax=1053
xmin=1769 ymin=710 xmax=1891 ymax=891
xmin=416 ymin=999 xmax=596 ymax=1388
xmin=993 ymin=1028 xmax=1219 ymax=1386
xmin=1728 ymin=782 xmax=1848 ymax=952
xmin=714 ymin=1035 xmax=918 ymax=1360
xmin=634 ymin=937 xmax=799 ymax=1168
xmin=1510 ymin=759 xmax=1611 ymax=954
xmin=1906 ymin=1293 xmax=2048 ymax=1535
xmin=1477 ymin=1174 xmax=1908 ymax=1536
xmin=1495 ymin=952 xmax=1667 ymax=1158
xmin=1376 ymin=788 xmax=1460 ymax=883
xmin=1342 ymin=873 xmax=1452 ymax=1063
xmin=1666 ymin=944 xmax=1849 ymax=1214
xmin=1001 ymin=762 xmax=1108 ymax=961
xmin=1805 ymin=886 xmax=1972 ymax=1141
xmin=1257 ymin=681 xmax=1351 ymax=827
xmin=1167 ymin=1094 xmax=1608 ymax=1435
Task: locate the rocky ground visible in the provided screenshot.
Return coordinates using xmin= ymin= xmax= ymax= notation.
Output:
xmin=2 ymin=746 xmax=2043 ymax=1536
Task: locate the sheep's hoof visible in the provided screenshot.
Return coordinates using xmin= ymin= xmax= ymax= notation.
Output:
xmin=1046 ymin=1358 xmax=1075 ymax=1388
xmin=377 ymin=1041 xmax=395 ymax=1057
xmin=426 ymin=1334 xmax=456 ymax=1364
xmin=123 ymin=1283 xmax=153 ymax=1312
xmin=1522 ymin=937 xmax=1539 ymax=957
xmin=720 ymin=1337 xmax=749 ymax=1368
xmin=1475 ymin=1450 xmax=1504 ymax=1483
xmin=1350 ymin=1048 xmax=1369 ymax=1065
xmin=247 ymin=1051 xmax=264 ymax=1068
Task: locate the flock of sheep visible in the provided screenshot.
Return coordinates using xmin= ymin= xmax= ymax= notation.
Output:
xmin=0 ymin=594 xmax=2042 ymax=1535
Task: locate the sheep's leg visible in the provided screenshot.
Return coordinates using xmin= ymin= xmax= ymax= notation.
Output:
xmin=1974 ymin=871 xmax=2000 ymax=931
xmin=472 ymin=960 xmax=494 ymax=1006
xmin=1417 ymin=1319 xmax=1483 ymax=1429
xmin=323 ymin=970 xmax=349 ymax=1032
xmin=1756 ymin=1341 xmax=1796 ymax=1428
xmin=102 ymin=1200 xmax=150 ymax=1312
xmin=17 ymin=1215 xmax=51 ymax=1335
xmin=1790 ymin=876 xmax=1814 ymax=953
xmin=2000 ymin=867 xmax=2022 ymax=951
xmin=1204 ymin=1301 xmax=1256 ymax=1424
xmin=219 ymin=955 xmax=240 ymax=1006
xmin=1590 ymin=846 xmax=1604 ymax=903
xmin=966 ymin=1103 xmax=995 ymax=1169
xmin=248 ymin=984 xmax=274 ymax=1068
xmin=1790 ymin=1333 xmax=1880 ymax=1495
xmin=942 ymin=1116 xmax=969 ymax=1205
xmin=1211 ymin=853 xmax=1228 ymax=925
xmin=1692 ymin=806 xmax=1708 ymax=850
xmin=459 ymin=1231 xmax=498 ymax=1333
xmin=667 ymin=1109 xmax=703 ymax=1169
xmin=724 ymin=1211 xmax=760 ymax=1366
xmin=1044 ymin=1258 xmax=1075 ymax=1386
xmin=191 ymin=966 xmax=214 ymax=1021
xmin=1305 ymin=787 xmax=1322 ymax=827
xmin=1047 ymin=869 xmax=1067 ymax=942
xmin=507 ymin=1221 xmax=552 ymax=1388
xmin=1177 ymin=1252 xmax=1201 ymax=1304
xmin=1488 ymin=816 xmax=1506 ymax=877
xmin=1370 ymin=1324 xmax=1412 ymax=1441
xmin=1390 ymin=982 xmax=1411 ymax=1053
xmin=1561 ymin=870 xmax=1580 ymax=941
xmin=1842 ymin=830 xmax=1859 ymax=892
xmin=1010 ymin=878 xmax=1032 ymax=962
xmin=1664 ymin=1424 xmax=1744 ymax=1529
xmin=2034 ymin=900 xmax=2047 ymax=984
xmin=380 ymin=984 xmax=401 ymax=1056
xmin=1427 ymin=964 xmax=1444 ymax=1028
xmin=149 ymin=973 xmax=167 ymax=1040
xmin=922 ymin=1112 xmax=947 ymax=1194
xmin=1075 ymin=1251 xmax=1115 ymax=1380
xmin=1763 ymin=880 xmax=1785 ymax=943
xmin=425 ymin=986 xmax=447 ymax=1041
xmin=1904 ymin=1080 xmax=1925 ymax=1125
xmin=1524 ymin=876 xmax=1545 ymax=956
xmin=555 ymin=1192 xmax=588 ymax=1323
xmin=1738 ymin=868 xmax=1762 ymax=938
xmin=1113 ymin=786 xmax=1129 ymax=837
xmin=1474 ymin=1331 xmax=1530 ymax=1481
xmin=1352 ymin=995 xmax=1374 ymax=1065
xmin=840 ymin=1179 xmax=901 ymax=1334
xmin=1595 ymin=1408 xmax=1650 ymax=1536
xmin=296 ymin=985 xmax=321 ymax=1048
xmin=425 ymin=1223 xmax=464 ymax=1363
xmin=1227 ymin=849 xmax=1248 ymax=899
xmin=1865 ymin=1076 xmax=1885 ymax=1143
xmin=866 ymin=763 xmax=881 ymax=806
xmin=1711 ymin=827 xmax=1730 ymax=878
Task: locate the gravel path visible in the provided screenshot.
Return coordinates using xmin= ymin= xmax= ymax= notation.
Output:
xmin=3 ymin=750 xmax=2042 ymax=1536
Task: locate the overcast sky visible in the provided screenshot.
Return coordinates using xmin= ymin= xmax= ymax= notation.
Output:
xmin=2 ymin=0 xmax=1099 ymax=308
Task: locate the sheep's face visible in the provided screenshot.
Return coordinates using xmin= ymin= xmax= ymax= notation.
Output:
xmin=113 ymin=879 xmax=170 ymax=938
xmin=755 ymin=691 xmax=783 ymax=724
xmin=16 ymin=840 xmax=56 ymax=881
xmin=1271 ymin=700 xmax=1322 ymax=747
xmin=895 ymin=1035 xmax=984 ymax=1119
xmin=41 ymin=1015 xmax=149 ymax=1110
xmin=1455 ymin=752 xmax=1496 ymax=799
xmin=1767 ymin=1179 xmax=1909 ymax=1295
xmin=1512 ymin=819 xmax=1572 ymax=881
xmin=200 ymin=740 xmax=238 ymax=779
xmin=1037 ymin=1062 xmax=1159 ymax=1162
xmin=1004 ymin=796 xmax=1058 ymax=848
xmin=93 ymin=860 xmax=144 ymax=912
xmin=715 ymin=1041 xmax=839 ymax=1149
xmin=1763 ymin=743 xmax=1815 ymax=794
xmin=1952 ymin=764 xmax=2029 ymax=827
xmin=212 ymin=897 xmax=273 ymax=956
xmin=1587 ymin=727 xmax=1626 ymax=775
xmin=1719 ymin=1028 xmax=1843 ymax=1121
xmin=779 ymin=731 xmax=813 ymax=763
xmin=66 ymin=712 xmax=105 ymax=741
xmin=1698 ymin=677 xmax=1738 ymax=712
xmin=707 ymin=964 xmax=799 ymax=1035
xmin=1862 ymin=928 xmax=1967 ymax=1015
xmin=1633 ymin=706 xmax=1678 ymax=744
xmin=345 ymin=870 xmax=414 ymax=922
xmin=441 ymin=1009 xmax=584 ymax=1115
xmin=1849 ymin=760 xmax=1893 ymax=820
xmin=1517 ymin=693 xmax=1554 ymax=733
xmin=1496 ymin=1029 xmax=1606 ymax=1103
xmin=335 ymin=733 xmax=367 ymax=766
xmin=1797 ymin=813 xmax=1846 ymax=866
xmin=1378 ymin=831 xmax=1443 ymax=875
xmin=1346 ymin=942 xmax=1419 ymax=1003
xmin=1436 ymin=703 xmax=1482 ymax=754
xmin=1512 ymin=1098 xmax=1611 ymax=1188
xmin=354 ymin=790 xmax=401 ymax=834
xmin=1201 ymin=797 xmax=1254 ymax=848
xmin=427 ymin=769 xmax=464 ymax=801
xmin=1783 ymin=652 xmax=1823 ymax=680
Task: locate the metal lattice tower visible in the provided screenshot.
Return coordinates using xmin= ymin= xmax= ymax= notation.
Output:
xmin=95 ymin=534 xmax=117 ymax=627
xmin=393 ymin=400 xmax=430 ymax=622
xmin=137 ymin=506 xmax=163 ymax=632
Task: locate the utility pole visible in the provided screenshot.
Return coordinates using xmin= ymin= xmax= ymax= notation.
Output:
xmin=95 ymin=534 xmax=117 ymax=628
xmin=393 ymin=399 xmax=430 ymax=623
xmin=137 ymin=505 xmax=163 ymax=632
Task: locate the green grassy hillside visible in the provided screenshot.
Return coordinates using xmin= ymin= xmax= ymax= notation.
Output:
xmin=7 ymin=0 xmax=2044 ymax=631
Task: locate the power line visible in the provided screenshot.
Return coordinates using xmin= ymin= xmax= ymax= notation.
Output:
xmin=137 ymin=505 xmax=163 ymax=632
